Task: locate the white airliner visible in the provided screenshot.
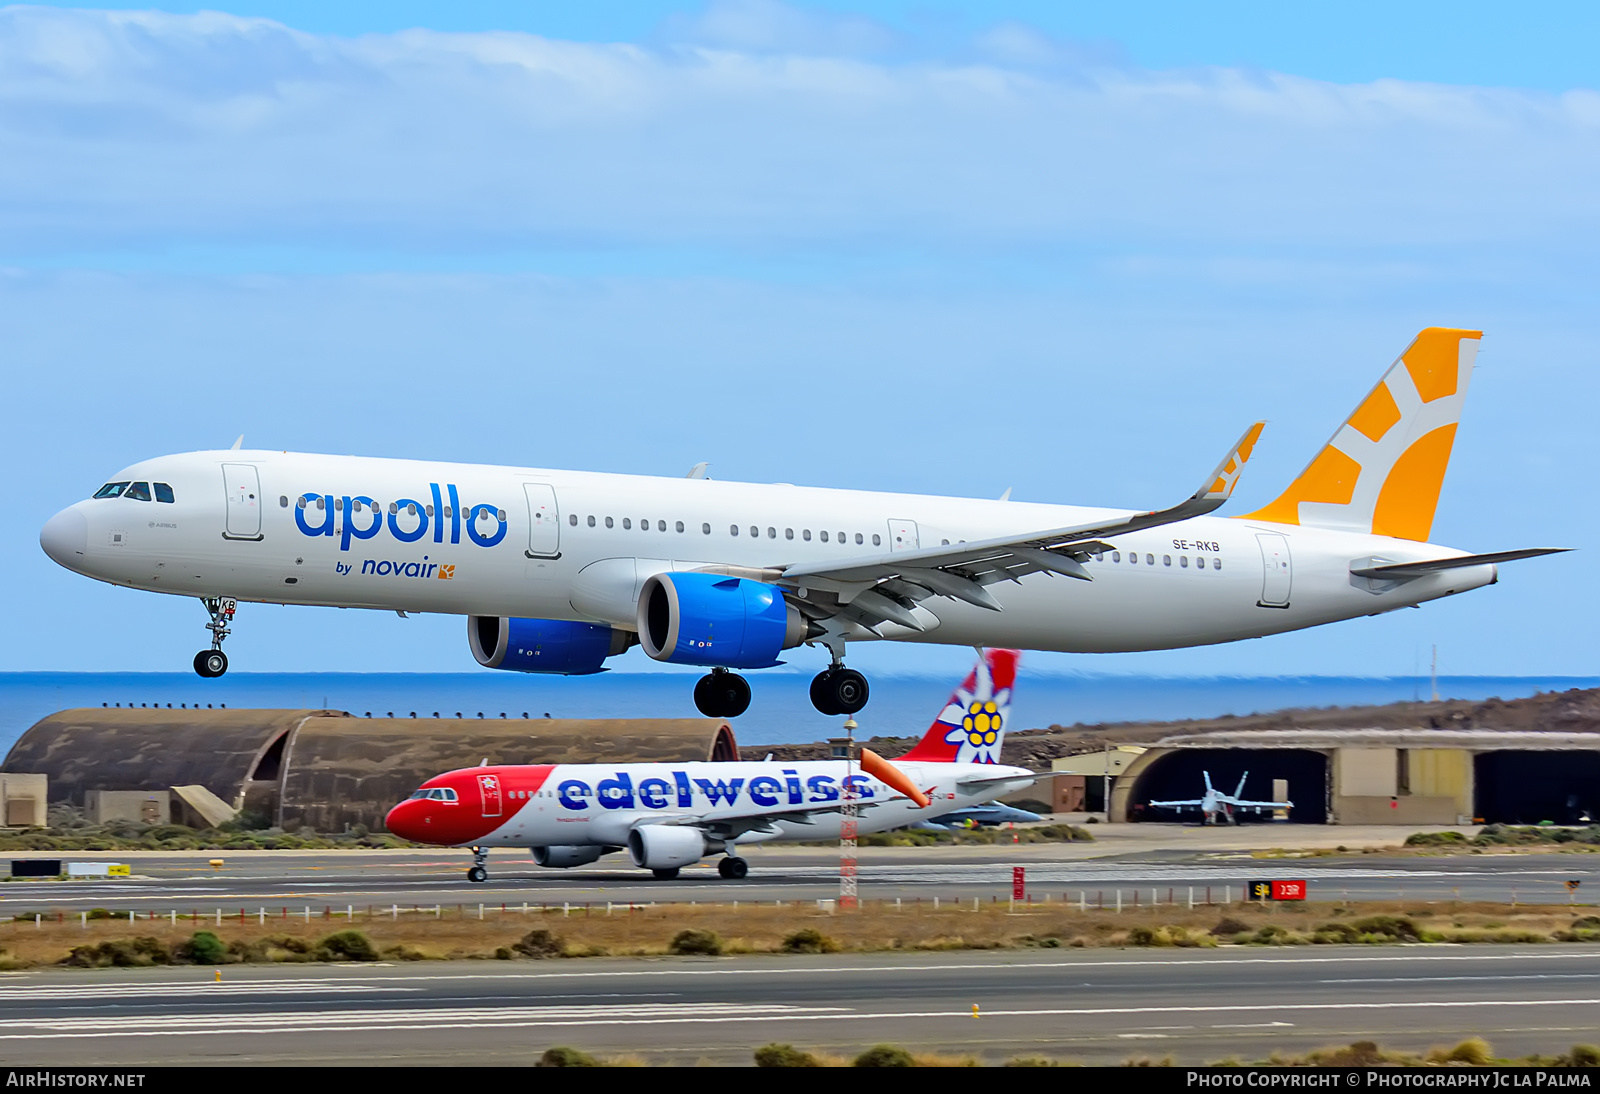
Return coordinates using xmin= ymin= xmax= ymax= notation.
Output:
xmin=39 ymin=328 xmax=1561 ymax=717
xmin=384 ymin=649 xmax=1034 ymax=881
xmin=1148 ymin=771 xmax=1293 ymax=826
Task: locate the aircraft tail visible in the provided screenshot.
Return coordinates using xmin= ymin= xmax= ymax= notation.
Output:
xmin=899 ymin=648 xmax=1019 ymax=764
xmin=1240 ymin=328 xmax=1481 ymax=542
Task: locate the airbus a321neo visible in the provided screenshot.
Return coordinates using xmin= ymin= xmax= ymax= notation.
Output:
xmin=384 ymin=649 xmax=1035 ymax=881
xmin=1147 ymin=771 xmax=1293 ymax=826
xmin=40 ymin=328 xmax=1562 ymax=717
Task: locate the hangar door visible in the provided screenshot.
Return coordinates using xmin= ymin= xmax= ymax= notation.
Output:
xmin=1475 ymin=751 xmax=1600 ymax=825
xmin=1130 ymin=748 xmax=1328 ymax=824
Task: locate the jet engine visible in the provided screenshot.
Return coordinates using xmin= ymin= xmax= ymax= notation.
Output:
xmin=532 ymin=845 xmax=615 ymax=868
xmin=627 ymin=825 xmax=710 ymax=870
xmin=468 ymin=616 xmax=633 ymax=675
xmin=637 ymin=573 xmax=817 ymax=668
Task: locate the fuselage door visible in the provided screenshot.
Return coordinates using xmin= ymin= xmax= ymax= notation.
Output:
xmin=887 ymin=519 xmax=920 ymax=552
xmin=477 ymin=774 xmax=503 ymax=819
xmin=524 ymin=483 xmax=561 ymax=559
xmin=1255 ymin=532 xmax=1292 ymax=608
xmin=221 ymin=463 xmax=262 ymax=540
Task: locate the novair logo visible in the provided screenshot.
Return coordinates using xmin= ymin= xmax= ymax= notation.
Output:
xmin=294 ymin=484 xmax=507 ymax=552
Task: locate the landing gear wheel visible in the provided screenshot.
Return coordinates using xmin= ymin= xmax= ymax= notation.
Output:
xmin=652 ymin=867 xmax=681 ymax=880
xmin=694 ymin=671 xmax=751 ymax=718
xmin=467 ymin=846 xmax=489 ymax=883
xmin=820 ymin=668 xmax=868 ymax=715
xmin=467 ymin=865 xmax=487 ymax=883
xmin=193 ymin=650 xmax=228 ymax=678
xmin=718 ymin=856 xmax=748 ymax=880
xmin=809 ymin=671 xmax=842 ymax=716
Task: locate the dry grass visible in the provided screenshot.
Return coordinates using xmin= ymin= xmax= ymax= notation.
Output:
xmin=0 ymin=899 xmax=1594 ymax=968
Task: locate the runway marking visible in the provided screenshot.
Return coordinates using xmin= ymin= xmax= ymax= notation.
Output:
xmin=0 ymin=983 xmax=415 ymax=1000
xmin=1321 ymin=974 xmax=1600 ymax=985
xmin=0 ymin=998 xmax=1592 ymax=1040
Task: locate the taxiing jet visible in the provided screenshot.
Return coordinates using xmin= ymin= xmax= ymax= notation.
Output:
xmin=1147 ymin=771 xmax=1292 ymax=826
xmin=384 ymin=649 xmax=1035 ymax=881
xmin=40 ymin=328 xmax=1563 ymax=717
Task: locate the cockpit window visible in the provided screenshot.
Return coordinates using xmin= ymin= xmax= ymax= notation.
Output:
xmin=154 ymin=483 xmax=175 ymax=504
xmin=92 ymin=482 xmax=130 ymax=499
xmin=124 ymin=482 xmax=152 ymax=502
xmin=408 ymin=787 xmax=458 ymax=802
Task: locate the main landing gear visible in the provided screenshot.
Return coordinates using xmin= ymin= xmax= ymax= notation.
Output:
xmin=467 ymin=847 xmax=488 ymax=883
xmin=193 ymin=596 xmax=236 ymax=678
xmin=718 ymin=856 xmax=748 ymax=880
xmin=693 ymin=668 xmax=751 ymax=718
xmin=809 ymin=665 xmax=869 ymax=717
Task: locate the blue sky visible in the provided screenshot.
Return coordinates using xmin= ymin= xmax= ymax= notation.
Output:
xmin=2 ymin=2 xmax=1594 ymax=679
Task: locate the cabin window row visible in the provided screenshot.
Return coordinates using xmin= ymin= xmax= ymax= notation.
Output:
xmin=1104 ymin=550 xmax=1221 ymax=571
xmin=569 ymin=513 xmax=882 ymax=547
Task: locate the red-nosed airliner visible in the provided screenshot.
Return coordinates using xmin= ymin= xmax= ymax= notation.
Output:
xmin=40 ymin=329 xmax=1562 ymax=717
xmin=385 ymin=649 xmax=1034 ymax=881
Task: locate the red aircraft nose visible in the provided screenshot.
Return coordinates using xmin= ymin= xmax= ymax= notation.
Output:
xmin=384 ymin=798 xmax=437 ymax=843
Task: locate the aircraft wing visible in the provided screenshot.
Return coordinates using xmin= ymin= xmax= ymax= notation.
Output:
xmin=1349 ymin=548 xmax=1568 ymax=580
xmin=654 ymin=798 xmax=899 ymax=843
xmin=1223 ymin=797 xmax=1293 ymax=810
xmin=771 ymin=423 xmax=1264 ymax=631
xmin=1147 ymin=799 xmax=1205 ymax=809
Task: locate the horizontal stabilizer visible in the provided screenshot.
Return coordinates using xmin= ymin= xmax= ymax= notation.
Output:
xmin=1350 ymin=548 xmax=1568 ymax=580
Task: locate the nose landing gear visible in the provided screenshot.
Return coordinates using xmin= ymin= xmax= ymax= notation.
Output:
xmin=693 ymin=668 xmax=751 ymax=718
xmin=467 ymin=847 xmax=489 ymax=883
xmin=193 ymin=596 xmax=236 ymax=678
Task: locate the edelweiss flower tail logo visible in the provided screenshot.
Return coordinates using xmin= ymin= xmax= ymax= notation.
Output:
xmin=900 ymin=649 xmax=1020 ymax=764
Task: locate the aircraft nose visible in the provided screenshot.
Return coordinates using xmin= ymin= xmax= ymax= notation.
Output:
xmin=384 ymin=800 xmax=433 ymax=843
xmin=40 ymin=507 xmax=88 ymax=569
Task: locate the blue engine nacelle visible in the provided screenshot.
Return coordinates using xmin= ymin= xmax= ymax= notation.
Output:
xmin=468 ymin=616 xmax=633 ymax=675
xmin=637 ymin=572 xmax=816 ymax=668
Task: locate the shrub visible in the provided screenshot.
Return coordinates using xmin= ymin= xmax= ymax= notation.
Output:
xmin=316 ymin=929 xmax=379 ymax=962
xmin=1429 ymin=1038 xmax=1494 ymax=1066
xmin=62 ymin=937 xmax=171 ymax=968
xmin=1211 ymin=917 xmax=1250 ymax=937
xmin=512 ymin=929 xmax=564 ymax=959
xmin=1349 ymin=915 xmax=1422 ymax=942
xmin=755 ymin=1043 xmax=822 ymax=1067
xmin=668 ymin=928 xmax=723 ymax=956
xmin=182 ymin=930 xmax=228 ymax=965
xmin=537 ymin=1046 xmax=599 ymax=1067
xmin=853 ymin=1044 xmax=915 ymax=1067
xmin=780 ymin=928 xmax=837 ymax=955
xmin=1556 ymin=1044 xmax=1600 ymax=1068
xmin=1405 ymin=830 xmax=1468 ymax=846
xmin=1004 ymin=1056 xmax=1060 ymax=1066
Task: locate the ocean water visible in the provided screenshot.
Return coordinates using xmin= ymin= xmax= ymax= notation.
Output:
xmin=1 ymin=671 xmax=1594 ymax=756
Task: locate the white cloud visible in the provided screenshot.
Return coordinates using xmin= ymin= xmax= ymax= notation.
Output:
xmin=0 ymin=4 xmax=1596 ymax=259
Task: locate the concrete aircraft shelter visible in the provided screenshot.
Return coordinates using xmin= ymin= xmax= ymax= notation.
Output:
xmin=1114 ymin=728 xmax=1600 ymax=825
xmin=4 ymin=709 xmax=738 ymax=833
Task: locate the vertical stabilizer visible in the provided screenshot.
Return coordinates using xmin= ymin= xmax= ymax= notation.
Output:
xmin=1240 ymin=328 xmax=1481 ymax=541
xmin=900 ymin=648 xmax=1019 ymax=764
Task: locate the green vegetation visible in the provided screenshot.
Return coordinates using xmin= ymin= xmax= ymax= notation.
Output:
xmin=537 ymin=1047 xmax=600 ymax=1067
xmin=780 ymin=927 xmax=837 ymax=954
xmin=667 ymin=928 xmax=723 ymax=956
xmin=852 ymin=1045 xmax=916 ymax=1067
xmin=1409 ymin=825 xmax=1600 ymax=849
xmin=755 ymin=1044 xmax=823 ymax=1067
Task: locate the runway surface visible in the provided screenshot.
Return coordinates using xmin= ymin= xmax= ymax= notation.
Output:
xmin=3 ymin=841 xmax=1595 ymax=915
xmin=0 ymin=947 xmax=1595 ymax=1065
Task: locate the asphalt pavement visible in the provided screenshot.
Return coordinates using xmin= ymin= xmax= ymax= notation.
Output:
xmin=0 ymin=947 xmax=1594 ymax=1065
xmin=3 ymin=837 xmax=1595 ymax=914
